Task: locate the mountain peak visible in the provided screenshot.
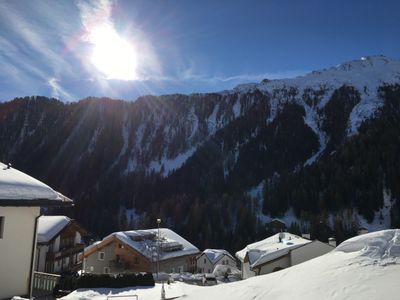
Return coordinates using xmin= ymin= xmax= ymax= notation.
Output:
xmin=334 ymin=55 xmax=398 ymax=72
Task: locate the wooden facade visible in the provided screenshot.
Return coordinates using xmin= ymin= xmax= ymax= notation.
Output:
xmin=37 ymin=220 xmax=89 ymax=274
xmin=84 ymin=234 xmax=198 ymax=274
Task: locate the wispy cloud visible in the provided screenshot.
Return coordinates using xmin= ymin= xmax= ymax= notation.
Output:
xmin=48 ymin=78 xmax=74 ymax=100
xmin=0 ymin=1 xmax=80 ymax=100
xmin=131 ymin=69 xmax=307 ymax=85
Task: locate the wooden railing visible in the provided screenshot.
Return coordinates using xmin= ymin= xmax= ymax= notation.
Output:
xmin=33 ymin=271 xmax=60 ymax=292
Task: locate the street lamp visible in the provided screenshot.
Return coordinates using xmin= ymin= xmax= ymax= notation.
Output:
xmin=157 ymin=218 xmax=161 ymax=276
xmin=156 ymin=218 xmax=165 ymax=300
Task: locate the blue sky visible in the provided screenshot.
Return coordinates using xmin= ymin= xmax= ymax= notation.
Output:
xmin=0 ymin=0 xmax=399 ymax=102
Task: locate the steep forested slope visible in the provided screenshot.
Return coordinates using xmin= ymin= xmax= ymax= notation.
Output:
xmin=0 ymin=55 xmax=399 ymax=251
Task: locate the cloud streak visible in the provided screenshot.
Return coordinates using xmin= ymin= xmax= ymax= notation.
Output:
xmin=48 ymin=78 xmax=74 ymax=100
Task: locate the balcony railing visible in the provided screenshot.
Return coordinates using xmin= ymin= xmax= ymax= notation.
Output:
xmin=109 ymin=259 xmax=129 ymax=270
xmin=46 ymin=243 xmax=85 ymax=261
xmin=33 ymin=271 xmax=60 ymax=292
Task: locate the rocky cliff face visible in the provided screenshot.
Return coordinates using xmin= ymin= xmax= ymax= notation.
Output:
xmin=1 ymin=55 xmax=399 ymax=251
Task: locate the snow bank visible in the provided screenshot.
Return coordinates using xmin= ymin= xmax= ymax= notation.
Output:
xmin=335 ymin=229 xmax=400 ymax=265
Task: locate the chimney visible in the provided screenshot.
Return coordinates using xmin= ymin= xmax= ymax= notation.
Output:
xmin=328 ymin=237 xmax=336 ymax=247
xmin=278 ymin=232 xmax=284 ymax=243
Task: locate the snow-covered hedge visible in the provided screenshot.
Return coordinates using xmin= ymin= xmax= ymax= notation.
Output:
xmin=54 ymin=272 xmax=154 ymax=295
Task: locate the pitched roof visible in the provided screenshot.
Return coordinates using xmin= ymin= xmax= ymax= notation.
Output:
xmin=202 ymin=249 xmax=235 ymax=264
xmin=85 ymin=228 xmax=200 ymax=261
xmin=0 ymin=162 xmax=72 ymax=206
xmin=37 ymin=216 xmax=72 ymax=243
xmin=236 ymin=232 xmax=311 ymax=268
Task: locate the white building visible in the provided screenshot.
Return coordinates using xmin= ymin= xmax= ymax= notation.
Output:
xmin=236 ymin=232 xmax=334 ymax=279
xmin=0 ymin=162 xmax=72 ymax=299
xmin=36 ymin=216 xmax=89 ymax=273
xmin=83 ymin=228 xmax=200 ymax=275
xmin=196 ymin=249 xmax=236 ymax=273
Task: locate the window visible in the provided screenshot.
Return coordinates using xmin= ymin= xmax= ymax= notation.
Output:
xmin=134 ymin=257 xmax=140 ymax=264
xmin=104 ymin=267 xmax=110 ymax=274
xmin=203 ymin=258 xmax=206 ymax=264
xmin=98 ymin=251 xmax=105 ymax=261
xmin=0 ymin=217 xmax=4 ymax=239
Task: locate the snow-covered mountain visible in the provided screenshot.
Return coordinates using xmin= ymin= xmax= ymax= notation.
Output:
xmin=62 ymin=229 xmax=400 ymax=300
xmin=0 ymin=55 xmax=399 ymax=250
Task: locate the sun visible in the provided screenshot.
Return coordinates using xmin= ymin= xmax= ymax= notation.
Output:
xmin=89 ymin=26 xmax=138 ymax=80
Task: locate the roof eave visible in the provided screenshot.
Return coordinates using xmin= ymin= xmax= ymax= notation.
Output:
xmin=0 ymin=198 xmax=73 ymax=207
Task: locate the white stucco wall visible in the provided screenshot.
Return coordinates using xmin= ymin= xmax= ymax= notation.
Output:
xmin=85 ymin=243 xmax=115 ymax=274
xmin=0 ymin=206 xmax=40 ymax=299
xmin=258 ymin=255 xmax=290 ymax=275
xmin=290 ymin=240 xmax=334 ymax=266
xmin=241 ymin=261 xmax=256 ymax=279
xmin=196 ymin=254 xmax=214 ymax=273
xmin=218 ymin=255 xmax=237 ymax=268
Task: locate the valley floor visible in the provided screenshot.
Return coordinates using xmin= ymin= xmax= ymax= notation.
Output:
xmin=61 ymin=230 xmax=400 ymax=300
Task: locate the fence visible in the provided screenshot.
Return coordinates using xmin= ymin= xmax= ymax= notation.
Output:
xmin=33 ymin=271 xmax=60 ymax=293
xmin=107 ymin=295 xmax=138 ymax=300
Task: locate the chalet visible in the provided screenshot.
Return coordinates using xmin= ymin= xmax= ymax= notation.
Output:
xmin=236 ymin=232 xmax=334 ymax=279
xmin=357 ymin=227 xmax=369 ymax=235
xmin=36 ymin=216 xmax=89 ymax=274
xmin=83 ymin=228 xmax=200 ymax=275
xmin=196 ymin=249 xmax=236 ymax=274
xmin=266 ymin=219 xmax=286 ymax=234
xmin=0 ymin=162 xmax=72 ymax=299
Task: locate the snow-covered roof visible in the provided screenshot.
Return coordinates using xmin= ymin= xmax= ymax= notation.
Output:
xmin=236 ymin=232 xmax=311 ymax=268
xmin=85 ymin=228 xmax=200 ymax=261
xmin=202 ymin=249 xmax=235 ymax=265
xmin=37 ymin=216 xmax=72 ymax=243
xmin=0 ymin=162 xmax=72 ymax=206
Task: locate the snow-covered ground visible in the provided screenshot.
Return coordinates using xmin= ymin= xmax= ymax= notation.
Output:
xmin=62 ymin=229 xmax=400 ymax=300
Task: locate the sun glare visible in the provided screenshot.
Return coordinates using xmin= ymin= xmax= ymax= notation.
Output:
xmin=90 ymin=26 xmax=137 ymax=80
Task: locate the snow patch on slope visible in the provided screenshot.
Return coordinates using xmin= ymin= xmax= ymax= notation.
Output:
xmin=247 ymin=181 xmax=303 ymax=228
xmin=207 ymin=103 xmax=220 ymax=134
xmin=149 ymin=146 xmax=197 ymax=177
xmin=303 ymin=103 xmax=328 ymax=166
xmin=357 ymin=188 xmax=393 ymax=232
xmin=347 ymin=93 xmax=383 ymax=135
